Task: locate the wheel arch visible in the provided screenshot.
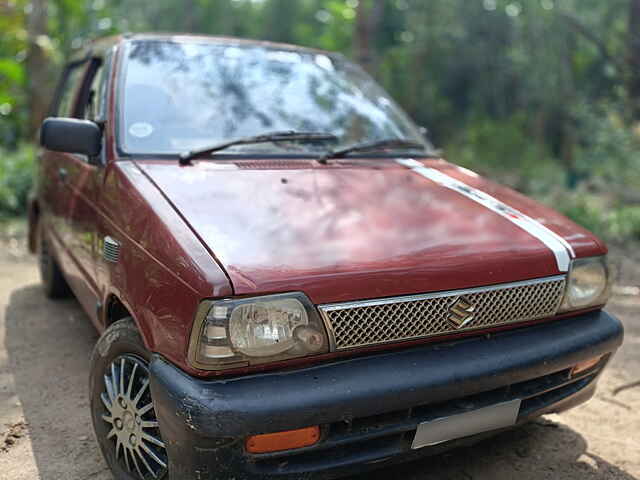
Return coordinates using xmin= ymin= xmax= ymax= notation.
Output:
xmin=103 ymin=292 xmax=155 ymax=351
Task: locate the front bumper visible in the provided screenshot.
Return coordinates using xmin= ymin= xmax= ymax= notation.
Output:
xmin=149 ymin=310 xmax=623 ymax=480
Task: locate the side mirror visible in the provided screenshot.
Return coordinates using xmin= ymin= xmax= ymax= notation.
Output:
xmin=40 ymin=117 xmax=102 ymax=157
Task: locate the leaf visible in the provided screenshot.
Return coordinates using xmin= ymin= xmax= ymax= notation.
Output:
xmin=0 ymin=60 xmax=25 ymax=85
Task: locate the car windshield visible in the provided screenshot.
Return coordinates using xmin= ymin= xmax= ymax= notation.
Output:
xmin=120 ymin=40 xmax=432 ymax=156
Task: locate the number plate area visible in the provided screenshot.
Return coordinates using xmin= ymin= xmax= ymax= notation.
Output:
xmin=411 ymin=399 xmax=522 ymax=449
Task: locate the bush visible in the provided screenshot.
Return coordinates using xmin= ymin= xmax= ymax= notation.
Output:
xmin=444 ymin=115 xmax=565 ymax=195
xmin=546 ymin=103 xmax=640 ymax=244
xmin=544 ymin=191 xmax=640 ymax=244
xmin=571 ymin=102 xmax=640 ymax=192
xmin=608 ymin=206 xmax=640 ymax=241
xmin=0 ymin=143 xmax=35 ymax=217
xmin=443 ymin=109 xmax=640 ymax=246
xmin=549 ymin=192 xmax=606 ymax=235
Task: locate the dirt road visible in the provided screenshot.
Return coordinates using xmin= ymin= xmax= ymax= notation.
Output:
xmin=0 ymin=223 xmax=638 ymax=480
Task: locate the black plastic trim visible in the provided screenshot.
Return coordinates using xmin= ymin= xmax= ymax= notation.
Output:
xmin=40 ymin=118 xmax=103 ymax=157
xmin=148 ymin=309 xmax=623 ymax=479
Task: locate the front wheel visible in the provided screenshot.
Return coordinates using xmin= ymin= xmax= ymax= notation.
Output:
xmin=90 ymin=319 xmax=169 ymax=480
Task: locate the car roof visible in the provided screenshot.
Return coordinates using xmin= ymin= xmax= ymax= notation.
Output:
xmin=72 ymin=33 xmax=338 ymax=61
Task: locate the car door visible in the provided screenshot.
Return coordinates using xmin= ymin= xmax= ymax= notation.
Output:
xmin=39 ymin=59 xmax=90 ymax=282
xmin=60 ymin=56 xmax=110 ymax=327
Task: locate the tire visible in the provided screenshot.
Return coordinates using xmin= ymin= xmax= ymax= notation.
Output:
xmin=36 ymin=221 xmax=71 ymax=299
xmin=90 ymin=318 xmax=169 ymax=480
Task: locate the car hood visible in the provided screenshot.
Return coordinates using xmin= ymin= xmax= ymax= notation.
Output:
xmin=135 ymin=157 xmax=605 ymax=304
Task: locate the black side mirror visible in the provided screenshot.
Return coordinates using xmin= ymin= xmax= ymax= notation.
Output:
xmin=40 ymin=117 xmax=102 ymax=157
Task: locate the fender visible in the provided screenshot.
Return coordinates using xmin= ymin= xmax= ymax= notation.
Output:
xmin=93 ymin=160 xmax=233 ymax=375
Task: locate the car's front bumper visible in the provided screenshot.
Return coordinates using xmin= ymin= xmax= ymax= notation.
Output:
xmin=149 ymin=310 xmax=623 ymax=480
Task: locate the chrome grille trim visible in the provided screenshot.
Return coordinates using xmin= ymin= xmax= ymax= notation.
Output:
xmin=318 ymin=276 xmax=566 ymax=351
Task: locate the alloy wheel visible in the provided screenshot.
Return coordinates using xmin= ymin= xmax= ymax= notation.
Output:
xmin=101 ymin=355 xmax=168 ymax=479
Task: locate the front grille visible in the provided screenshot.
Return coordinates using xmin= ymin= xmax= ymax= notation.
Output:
xmin=319 ymin=276 xmax=566 ymax=350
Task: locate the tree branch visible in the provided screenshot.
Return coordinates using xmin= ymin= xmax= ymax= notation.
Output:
xmin=557 ymin=10 xmax=627 ymax=73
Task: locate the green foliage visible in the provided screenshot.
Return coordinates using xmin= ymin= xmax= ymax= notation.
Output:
xmin=0 ymin=0 xmax=639 ymax=247
xmin=610 ymin=207 xmax=640 ymax=241
xmin=552 ymin=192 xmax=640 ymax=243
xmin=0 ymin=144 xmax=35 ymax=217
xmin=572 ymin=102 xmax=640 ymax=190
xmin=444 ymin=115 xmax=565 ymax=195
xmin=0 ymin=0 xmax=29 ymax=146
xmin=554 ymin=193 xmax=606 ymax=236
xmin=535 ymin=101 xmax=640 ymax=244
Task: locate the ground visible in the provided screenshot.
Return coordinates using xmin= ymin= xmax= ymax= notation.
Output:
xmin=0 ymin=221 xmax=638 ymax=480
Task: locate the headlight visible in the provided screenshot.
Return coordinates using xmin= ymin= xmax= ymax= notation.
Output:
xmin=559 ymin=256 xmax=611 ymax=312
xmin=188 ymin=293 xmax=330 ymax=370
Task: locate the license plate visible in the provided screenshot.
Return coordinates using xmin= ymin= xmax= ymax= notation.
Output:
xmin=411 ymin=399 xmax=521 ymax=449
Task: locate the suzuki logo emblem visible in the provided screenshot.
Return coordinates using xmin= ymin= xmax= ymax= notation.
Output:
xmin=447 ymin=296 xmax=476 ymax=328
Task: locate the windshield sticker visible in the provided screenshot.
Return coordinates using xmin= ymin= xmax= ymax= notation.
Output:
xmin=129 ymin=122 xmax=154 ymax=138
xmin=397 ymin=159 xmax=574 ymax=272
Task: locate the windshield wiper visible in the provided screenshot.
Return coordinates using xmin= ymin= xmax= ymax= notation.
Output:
xmin=178 ymin=130 xmax=338 ymax=164
xmin=318 ymin=138 xmax=428 ymax=164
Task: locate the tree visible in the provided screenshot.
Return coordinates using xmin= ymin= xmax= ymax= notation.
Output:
xmin=354 ymin=0 xmax=384 ymax=73
xmin=25 ymin=0 xmax=53 ymax=139
xmin=628 ymin=0 xmax=640 ymax=119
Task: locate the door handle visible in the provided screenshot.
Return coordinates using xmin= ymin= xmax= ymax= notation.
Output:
xmin=58 ymin=167 xmax=68 ymax=182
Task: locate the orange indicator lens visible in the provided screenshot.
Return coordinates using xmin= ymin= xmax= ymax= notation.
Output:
xmin=246 ymin=426 xmax=321 ymax=453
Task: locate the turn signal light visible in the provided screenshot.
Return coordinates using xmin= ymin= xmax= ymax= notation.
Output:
xmin=571 ymin=355 xmax=603 ymax=377
xmin=245 ymin=426 xmax=320 ymax=453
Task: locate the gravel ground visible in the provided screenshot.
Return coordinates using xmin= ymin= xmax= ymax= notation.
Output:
xmin=0 ymin=222 xmax=638 ymax=480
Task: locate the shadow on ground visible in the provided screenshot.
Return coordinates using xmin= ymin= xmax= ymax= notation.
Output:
xmin=5 ymin=284 xmax=110 ymax=479
xmin=4 ymin=284 xmax=636 ymax=480
xmin=354 ymin=423 xmax=635 ymax=480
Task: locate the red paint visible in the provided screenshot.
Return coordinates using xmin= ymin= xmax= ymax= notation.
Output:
xmin=136 ymin=157 xmax=603 ymax=305
xmin=32 ymin=35 xmax=607 ymax=378
xmin=431 ymin=160 xmax=607 ymax=258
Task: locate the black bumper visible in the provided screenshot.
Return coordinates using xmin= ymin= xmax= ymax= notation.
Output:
xmin=149 ymin=310 xmax=623 ymax=480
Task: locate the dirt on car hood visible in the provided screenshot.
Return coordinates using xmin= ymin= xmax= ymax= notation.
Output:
xmin=136 ymin=157 xmax=605 ymax=304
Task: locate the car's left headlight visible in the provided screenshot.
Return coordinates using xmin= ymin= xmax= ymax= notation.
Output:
xmin=559 ymin=256 xmax=612 ymax=312
xmin=188 ymin=292 xmax=330 ymax=370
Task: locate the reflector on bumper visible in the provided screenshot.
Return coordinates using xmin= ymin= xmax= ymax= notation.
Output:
xmin=246 ymin=426 xmax=321 ymax=453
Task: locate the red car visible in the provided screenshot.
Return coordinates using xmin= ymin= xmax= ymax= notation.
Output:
xmin=30 ymin=34 xmax=622 ymax=480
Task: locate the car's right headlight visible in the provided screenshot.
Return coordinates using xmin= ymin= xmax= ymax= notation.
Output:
xmin=188 ymin=292 xmax=330 ymax=371
xmin=559 ymin=256 xmax=611 ymax=312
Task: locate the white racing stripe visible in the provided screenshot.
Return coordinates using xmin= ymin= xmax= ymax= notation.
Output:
xmin=397 ymin=159 xmax=574 ymax=272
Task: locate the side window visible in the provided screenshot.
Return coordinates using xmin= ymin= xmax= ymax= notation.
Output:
xmin=55 ymin=64 xmax=87 ymax=117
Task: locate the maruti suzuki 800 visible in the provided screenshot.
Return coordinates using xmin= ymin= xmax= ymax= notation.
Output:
xmin=31 ymin=34 xmax=623 ymax=479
